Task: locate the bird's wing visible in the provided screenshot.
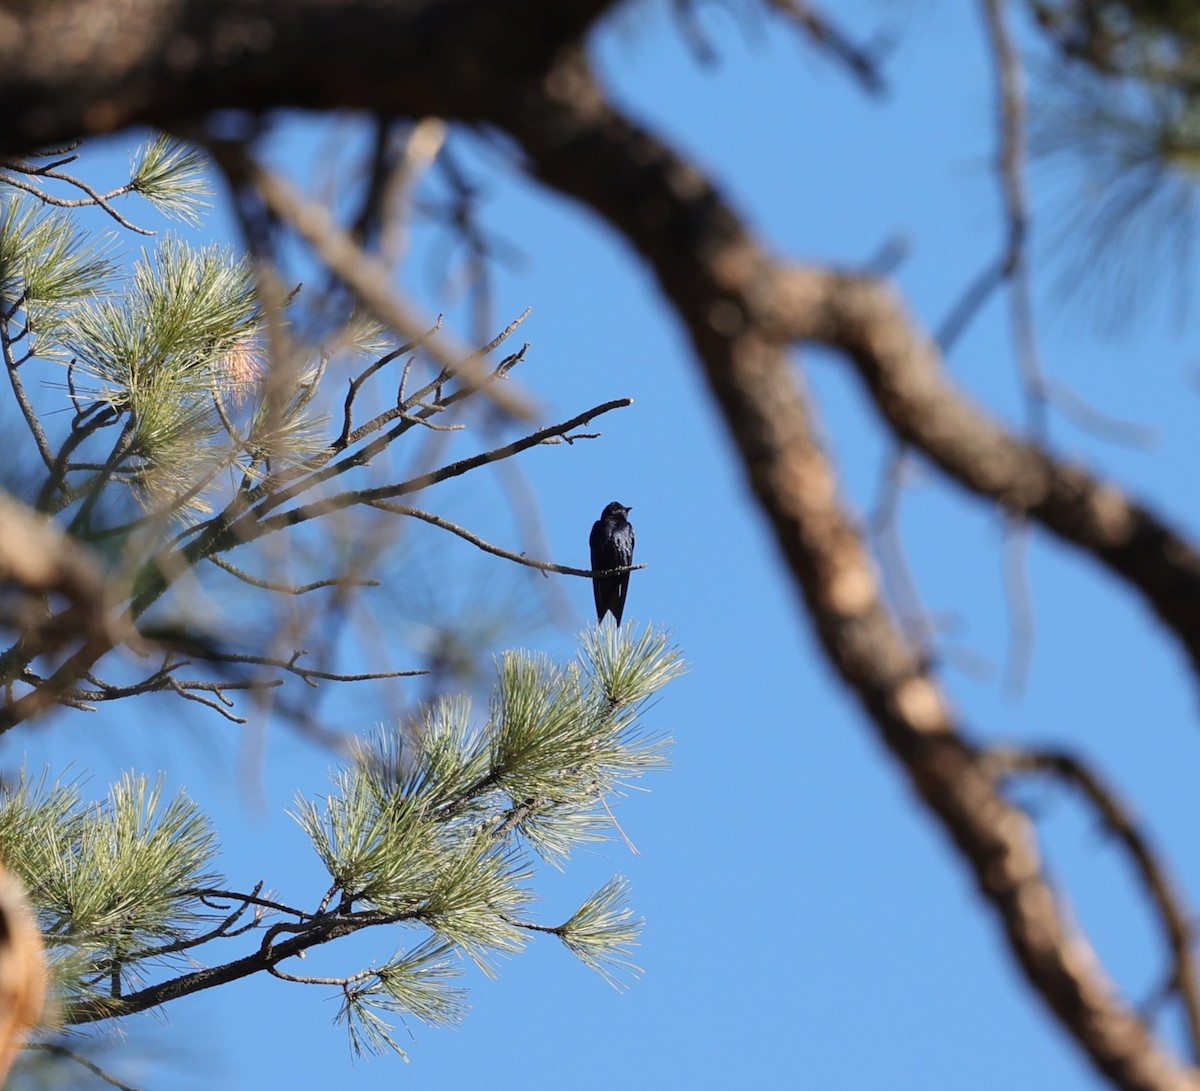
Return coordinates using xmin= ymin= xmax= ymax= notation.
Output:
xmin=590 ymin=520 xmax=611 ymax=617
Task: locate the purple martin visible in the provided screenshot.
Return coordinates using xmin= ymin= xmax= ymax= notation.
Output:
xmin=590 ymin=501 xmax=635 ymax=625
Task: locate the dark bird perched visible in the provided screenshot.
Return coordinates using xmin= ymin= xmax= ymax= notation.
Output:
xmin=590 ymin=501 xmax=635 ymax=625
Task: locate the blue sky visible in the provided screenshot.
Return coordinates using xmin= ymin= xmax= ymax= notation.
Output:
xmin=10 ymin=2 xmax=1200 ymax=1088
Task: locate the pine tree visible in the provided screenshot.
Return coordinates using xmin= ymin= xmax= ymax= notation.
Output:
xmin=0 ymin=136 xmax=671 ymax=1083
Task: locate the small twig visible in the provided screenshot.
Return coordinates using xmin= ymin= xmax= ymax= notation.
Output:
xmin=66 ymin=419 xmax=136 ymax=535
xmin=188 ymin=887 xmax=315 ymax=919
xmin=267 ymin=964 xmax=377 ymax=986
xmin=35 ymin=404 xmax=120 ymax=514
xmin=980 ymin=0 xmax=1047 ymax=437
xmin=183 ymin=648 xmax=426 ymax=687
xmin=397 ymin=410 xmax=464 ymax=432
xmin=936 ymin=254 xmax=1009 ymax=355
xmin=118 ymin=883 xmax=265 ymax=962
xmin=206 ymin=554 xmax=381 ymax=595
xmin=335 ymin=317 xmax=444 ymax=450
xmin=1042 ymin=377 xmax=1159 ymax=449
xmin=165 ymin=678 xmax=257 ymax=722
xmin=24 ymin=1043 xmax=140 ymax=1091
xmin=0 ymin=321 xmax=56 ymax=470
xmin=0 ymin=169 xmax=153 ymax=234
xmin=502 ymin=917 xmax=563 ymax=937
xmin=867 ymin=444 xmax=937 ymax=655
xmin=768 ymin=0 xmax=887 ymax=95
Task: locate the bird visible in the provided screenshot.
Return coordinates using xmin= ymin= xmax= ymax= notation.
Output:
xmin=589 ymin=501 xmax=635 ymax=625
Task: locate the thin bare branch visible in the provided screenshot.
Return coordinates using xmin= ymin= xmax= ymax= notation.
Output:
xmin=235 ymin=153 xmax=534 ymax=419
xmin=368 ymin=500 xmax=646 ymax=578
xmin=979 ymin=0 xmax=1047 ymax=436
xmin=0 ymin=321 xmax=55 ymax=471
xmin=0 ymin=168 xmax=153 ymax=234
xmin=767 ymin=0 xmax=886 ymax=94
xmin=335 ymin=317 xmax=444 ymax=450
xmin=266 ymin=964 xmax=377 ymax=986
xmin=25 ymin=1043 xmax=141 ymax=1091
xmin=206 ymin=554 xmax=381 ymax=595
xmin=178 ymin=648 xmax=426 ymax=687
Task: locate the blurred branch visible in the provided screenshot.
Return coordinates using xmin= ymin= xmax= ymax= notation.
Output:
xmin=983 ymin=744 xmax=1200 ymax=1063
xmin=25 ymin=1043 xmax=138 ymax=1091
xmin=772 ymin=265 xmax=1200 ymax=682
xmin=0 ymin=866 xmax=45 ymax=1084
xmin=206 ymin=554 xmax=381 ymax=595
xmin=766 ymin=0 xmax=886 ymax=94
xmin=226 ymin=149 xmax=535 ymax=420
xmin=979 ymin=0 xmax=1048 ymax=436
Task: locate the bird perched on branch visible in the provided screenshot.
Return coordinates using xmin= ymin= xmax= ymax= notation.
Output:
xmin=590 ymin=501 xmax=635 ymax=625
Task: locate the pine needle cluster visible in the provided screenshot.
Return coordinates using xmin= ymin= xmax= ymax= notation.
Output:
xmin=295 ymin=623 xmax=683 ymax=1055
xmin=1032 ymin=2 xmax=1200 ymax=324
xmin=0 ymin=772 xmax=219 ymax=1012
xmin=1 ymin=135 xmax=327 ymax=523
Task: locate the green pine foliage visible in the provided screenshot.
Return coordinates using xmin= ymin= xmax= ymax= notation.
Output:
xmin=0 ymin=772 xmax=219 ymax=1011
xmin=129 ymin=134 xmax=212 ymax=227
xmin=0 ymin=626 xmax=682 ymax=1059
xmin=0 ymin=195 xmax=116 ymax=354
xmin=0 ymin=133 xmax=677 ymax=1076
xmin=1031 ymin=1 xmax=1200 ymax=323
xmin=1 ymin=137 xmax=325 ymax=524
xmin=296 ymin=623 xmax=683 ymax=1053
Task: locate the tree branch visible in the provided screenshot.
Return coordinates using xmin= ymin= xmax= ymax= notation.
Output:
xmin=768 ymin=265 xmax=1200 ymax=680
xmin=366 ymin=500 xmax=646 ymax=579
xmin=983 ymin=745 xmax=1200 ymax=1063
xmin=230 ymin=152 xmax=534 ymax=420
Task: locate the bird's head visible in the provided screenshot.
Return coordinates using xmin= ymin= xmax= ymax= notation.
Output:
xmin=601 ymin=501 xmax=631 ymax=520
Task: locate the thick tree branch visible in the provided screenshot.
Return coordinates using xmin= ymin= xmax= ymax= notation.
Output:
xmin=767 ymin=266 xmax=1200 ymax=678
xmin=0 ymin=0 xmax=617 ymax=158
xmin=983 ymin=746 xmax=1200 ymax=1062
xmin=67 ymin=906 xmax=415 ymax=1024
